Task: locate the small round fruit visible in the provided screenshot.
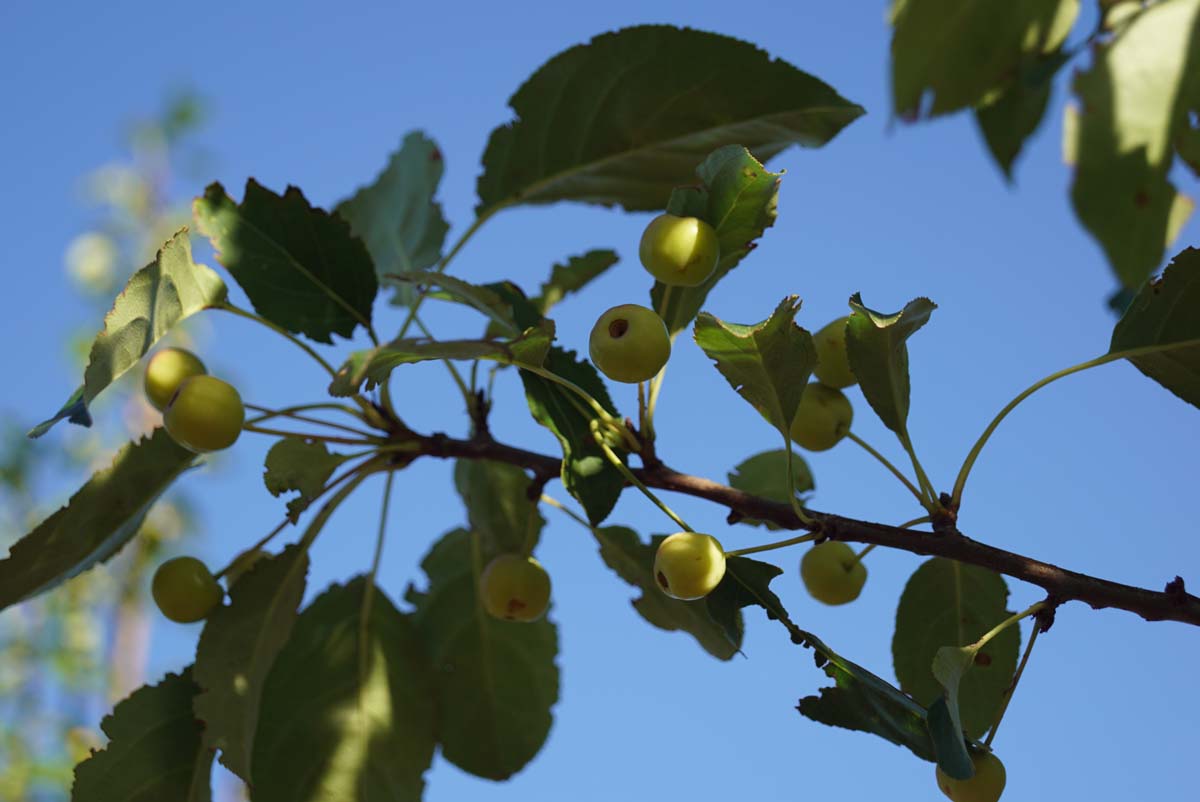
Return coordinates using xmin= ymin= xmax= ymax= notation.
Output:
xmin=800 ymin=542 xmax=867 ymax=605
xmin=639 ymin=213 xmax=720 ymax=287
xmin=812 ymin=317 xmax=856 ymax=389
xmin=152 ymin=556 xmax=223 ymax=623
xmin=790 ymin=383 xmax=853 ymax=451
xmin=589 ymin=304 xmax=671 ymax=383
xmin=654 ymin=532 xmax=726 ymax=601
xmin=163 ymin=375 xmax=244 ymax=453
xmin=144 ymin=347 xmax=207 ymax=411
xmin=936 ymin=750 xmax=1007 ymax=802
xmin=480 ymin=554 xmax=552 ymax=622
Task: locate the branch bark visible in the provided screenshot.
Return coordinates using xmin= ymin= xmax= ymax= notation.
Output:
xmin=409 ymin=429 xmax=1200 ymax=627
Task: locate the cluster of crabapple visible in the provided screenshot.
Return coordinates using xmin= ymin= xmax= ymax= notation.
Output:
xmin=582 ymin=213 xmax=869 ymax=608
xmin=143 ymin=347 xmax=246 ymax=623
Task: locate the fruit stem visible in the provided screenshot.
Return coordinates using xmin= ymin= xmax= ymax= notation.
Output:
xmin=781 ymin=433 xmax=817 ymax=526
xmin=591 ymin=422 xmax=694 ymax=533
xmin=644 ymin=330 xmax=679 ymax=438
xmin=724 ymin=532 xmax=818 ymax=558
xmin=968 ymin=601 xmax=1045 ymax=655
xmin=845 ymin=431 xmax=927 ymax=506
xmin=848 ymin=515 xmax=932 ymax=567
xmin=357 ymin=471 xmax=396 ymax=720
xmin=984 ymin=615 xmax=1041 ymax=748
xmin=217 ymin=302 xmax=339 ymax=379
xmin=540 ymin=494 xmax=592 ymax=530
xmin=244 ymin=403 xmax=383 ymax=440
xmin=898 ymin=431 xmax=940 ymax=511
xmin=637 ymin=381 xmax=648 ymax=436
xmin=241 ymin=424 xmax=378 ymax=447
xmin=950 ymin=347 xmax=1164 ymax=507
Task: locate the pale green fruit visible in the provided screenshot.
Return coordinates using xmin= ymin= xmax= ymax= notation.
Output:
xmin=144 ymin=347 xmax=207 ymax=411
xmin=152 ymin=556 xmax=223 ymax=623
xmin=790 ymin=383 xmax=853 ymax=451
xmin=936 ymin=750 xmax=1007 ymax=802
xmin=639 ymin=213 xmax=720 ymax=287
xmin=163 ymin=375 xmax=244 ymax=453
xmin=480 ymin=554 xmax=552 ymax=622
xmin=812 ymin=317 xmax=856 ymax=389
xmin=654 ymin=532 xmax=726 ymax=600
xmin=800 ymin=542 xmax=867 ymax=605
xmin=589 ymin=304 xmax=671 ymax=383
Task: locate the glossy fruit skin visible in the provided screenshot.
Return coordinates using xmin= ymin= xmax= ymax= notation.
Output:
xmin=654 ymin=532 xmax=726 ymax=600
xmin=800 ymin=541 xmax=867 ymax=605
xmin=639 ymin=213 xmax=720 ymax=287
xmin=163 ymin=375 xmax=244 ymax=453
xmin=480 ymin=554 xmax=552 ymax=622
xmin=152 ymin=556 xmax=224 ymax=623
xmin=144 ymin=347 xmax=207 ymax=411
xmin=936 ymin=750 xmax=1007 ymax=802
xmin=589 ymin=304 xmax=671 ymax=383
xmin=812 ymin=317 xmax=856 ymax=389
xmin=790 ymin=383 xmax=853 ymax=451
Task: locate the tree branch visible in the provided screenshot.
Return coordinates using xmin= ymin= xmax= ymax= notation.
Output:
xmin=405 ymin=429 xmax=1200 ymax=627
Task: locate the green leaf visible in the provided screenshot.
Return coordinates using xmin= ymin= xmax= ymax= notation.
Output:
xmin=704 ymin=556 xmax=802 ymax=652
xmin=336 ymin=131 xmax=449 ymax=307
xmin=797 ymin=632 xmax=938 ymax=763
xmin=407 ymin=529 xmax=558 ymax=780
xmin=974 ymin=50 xmax=1069 ymax=179
xmin=1179 ymin=111 xmax=1200 ymax=176
xmin=72 ymin=669 xmax=212 ymax=802
xmin=694 ymin=297 xmax=816 ymax=439
xmin=193 ymin=180 xmax=378 ymax=343
xmin=0 ymin=429 xmax=196 ymax=612
xmin=476 ymin=25 xmax=862 ymax=216
xmin=891 ymin=0 xmax=1080 ymax=117
xmin=263 ymin=438 xmax=348 ymax=520
xmin=193 ymin=545 xmax=309 ymax=780
xmin=1067 ymin=0 xmax=1200 ymax=287
xmin=33 ymin=231 xmax=226 ymax=438
xmin=388 ymin=270 xmax=519 ymax=334
xmin=328 ymin=320 xmax=554 ymax=397
xmin=27 ymin=385 xmax=92 ymax=439
xmin=927 ymin=696 xmax=975 ymax=780
xmin=1109 ymin=247 xmax=1200 ymax=408
xmin=518 ymin=346 xmax=627 ymax=525
xmin=650 ymin=146 xmax=783 ymax=334
xmin=727 ymin=449 xmax=814 ymax=530
xmin=845 ymin=294 xmax=936 ymax=437
xmin=533 ymin=250 xmax=619 ymax=316
xmin=593 ymin=527 xmax=737 ymax=660
xmin=892 ymin=558 xmax=1019 ymax=740
xmin=252 ymin=577 xmax=435 ymax=801
xmin=929 ymin=650 xmax=980 ymax=780
xmin=454 ymin=459 xmax=545 ymax=559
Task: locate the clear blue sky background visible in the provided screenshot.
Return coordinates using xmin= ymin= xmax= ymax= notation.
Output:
xmin=2 ymin=2 xmax=1198 ymax=801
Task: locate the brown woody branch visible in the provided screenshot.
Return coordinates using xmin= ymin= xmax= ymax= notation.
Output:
xmin=411 ymin=429 xmax=1200 ymax=627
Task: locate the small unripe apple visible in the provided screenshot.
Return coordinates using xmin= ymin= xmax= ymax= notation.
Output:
xmin=163 ymin=375 xmax=244 ymax=453
xmin=152 ymin=556 xmax=224 ymax=623
xmin=800 ymin=541 xmax=867 ymax=605
xmin=654 ymin=532 xmax=726 ymax=600
xmin=639 ymin=213 xmax=720 ymax=287
xmin=480 ymin=554 xmax=552 ymax=622
xmin=936 ymin=750 xmax=1007 ymax=802
xmin=589 ymin=304 xmax=671 ymax=383
xmin=790 ymin=383 xmax=853 ymax=451
xmin=812 ymin=317 xmax=856 ymax=389
xmin=144 ymin=347 xmax=207 ymax=411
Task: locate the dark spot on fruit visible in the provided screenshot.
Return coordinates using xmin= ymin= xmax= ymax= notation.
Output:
xmin=656 ymin=570 xmax=669 ymax=590
xmin=974 ymin=652 xmax=992 ymax=667
xmin=609 ymin=318 xmax=629 ymax=339
xmin=506 ymin=597 xmax=527 ymax=616
xmin=1134 ymin=189 xmax=1150 ymax=208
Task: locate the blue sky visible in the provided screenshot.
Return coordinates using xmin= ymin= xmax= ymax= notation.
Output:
xmin=2 ymin=2 xmax=1199 ymax=801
